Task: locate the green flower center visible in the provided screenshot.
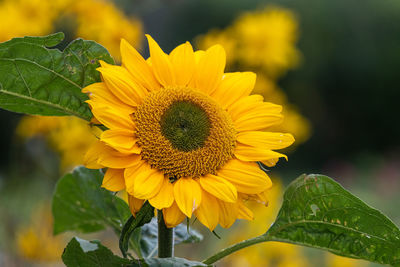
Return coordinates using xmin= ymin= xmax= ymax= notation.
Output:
xmin=160 ymin=101 xmax=210 ymax=152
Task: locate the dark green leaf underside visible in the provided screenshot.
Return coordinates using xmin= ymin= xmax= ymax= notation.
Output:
xmin=0 ymin=32 xmax=114 ymax=120
xmin=266 ymin=174 xmax=400 ymax=266
xmin=63 ymin=237 xmax=208 ymax=267
xmin=52 ymin=166 xmax=130 ymax=235
xmin=138 ymin=218 xmax=204 ymax=258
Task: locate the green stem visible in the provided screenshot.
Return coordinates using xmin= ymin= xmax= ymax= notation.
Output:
xmin=203 ymin=235 xmax=268 ymax=265
xmin=158 ymin=211 xmax=174 ymax=258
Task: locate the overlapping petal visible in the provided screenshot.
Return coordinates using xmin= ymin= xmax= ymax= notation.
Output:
xmin=217 ymin=159 xmax=272 ymax=194
xmin=132 ymin=164 xmax=164 ymax=199
xmin=128 ymin=194 xmax=145 ymax=217
xmin=173 ymin=178 xmax=202 ymax=218
xmin=211 ymin=72 xmax=256 ymax=109
xmin=120 ymin=39 xmax=160 ymax=91
xmin=100 ymin=129 xmax=139 ymax=154
xmin=149 ymin=178 xmax=174 ymax=210
xmin=200 ymin=174 xmax=237 ymax=202
xmin=163 ymin=202 xmax=186 ymax=228
xmin=169 ymin=42 xmax=195 ymax=86
xmin=146 ymin=34 xmax=175 ymax=87
xmin=190 ymin=44 xmax=225 ymax=94
xmin=102 ymin=168 xmax=125 ymax=191
xmin=217 ymin=199 xmax=239 ymax=228
xmin=194 ymin=190 xmax=219 ymax=231
xmin=237 ymin=131 xmax=295 ymax=149
xmin=235 ymin=143 xmax=288 ymax=162
xmin=97 ymin=61 xmax=148 ymax=106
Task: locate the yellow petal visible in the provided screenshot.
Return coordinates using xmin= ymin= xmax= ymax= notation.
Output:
xmin=193 ymin=50 xmax=205 ymax=64
xmin=100 ymin=129 xmax=138 ymax=153
xmin=237 ymin=199 xmax=254 ymax=220
xmin=217 ymin=159 xmax=272 ymax=194
xmin=83 ymin=82 xmax=134 ymax=114
xmin=235 ymin=143 xmax=288 ymax=162
xmin=211 ymin=72 xmax=256 ymax=109
xmin=194 ymin=190 xmax=219 ymax=231
xmin=149 ymin=178 xmax=174 ymax=209
xmin=237 ymin=131 xmax=295 ymax=150
xmin=169 ymin=41 xmax=195 ymax=86
xmin=162 ymin=201 xmax=186 ymax=228
xmin=102 ymin=168 xmax=125 ymax=191
xmin=231 ymin=101 xmax=283 ymax=131
xmin=133 ymin=167 xmax=164 ymax=199
xmin=191 ymin=44 xmax=225 ymax=94
xmin=97 ymin=144 xmax=141 ymax=168
xmin=199 ymin=174 xmax=237 ymax=203
xmin=124 ymin=161 xmax=146 ymax=195
xmin=146 ymin=34 xmax=175 ymax=87
xmin=217 ymin=199 xmax=238 ymax=228
xmin=128 ymin=194 xmax=144 ymax=217
xmin=84 ymin=141 xmax=105 ymax=169
xmin=173 ymin=178 xmax=202 ymax=218
xmin=262 ymin=158 xmax=280 ymax=167
xmin=87 ymin=100 xmax=134 ymax=130
xmin=120 ymin=39 xmax=160 ymax=91
xmin=97 ymin=61 xmax=147 ymax=106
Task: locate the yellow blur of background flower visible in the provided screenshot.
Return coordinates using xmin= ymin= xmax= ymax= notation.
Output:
xmin=16 ymin=203 xmax=66 ymax=263
xmin=0 ymin=0 xmax=143 ymax=59
xmin=16 ymin=116 xmax=101 ymax=170
xmin=197 ymin=6 xmax=311 ymax=145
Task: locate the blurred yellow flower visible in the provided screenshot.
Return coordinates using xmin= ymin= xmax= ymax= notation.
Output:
xmin=17 ymin=116 xmax=100 ymax=170
xmin=0 ymin=0 xmax=143 ymax=59
xmin=0 ymin=0 xmax=56 ymax=42
xmin=325 ymin=253 xmax=367 ymax=267
xmin=197 ymin=6 xmax=300 ymax=78
xmin=233 ymin=6 xmax=301 ymax=77
xmin=70 ymin=0 xmax=143 ymax=59
xmin=16 ymin=204 xmax=65 ymax=262
xmin=221 ymin=179 xmax=309 ymax=267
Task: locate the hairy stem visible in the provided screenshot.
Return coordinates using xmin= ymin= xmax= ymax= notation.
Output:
xmin=202 ymin=235 xmax=268 ymax=264
xmin=158 ymin=211 xmax=174 ymax=258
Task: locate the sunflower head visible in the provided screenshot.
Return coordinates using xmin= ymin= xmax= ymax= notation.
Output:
xmin=83 ymin=34 xmax=294 ymax=230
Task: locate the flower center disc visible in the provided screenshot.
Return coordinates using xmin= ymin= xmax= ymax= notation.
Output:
xmin=134 ymin=87 xmax=236 ymax=179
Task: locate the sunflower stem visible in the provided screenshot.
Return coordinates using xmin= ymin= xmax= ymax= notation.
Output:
xmin=158 ymin=211 xmax=174 ymax=258
xmin=202 ymin=235 xmax=268 ymax=264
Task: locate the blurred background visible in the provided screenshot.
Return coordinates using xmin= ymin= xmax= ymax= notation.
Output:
xmin=0 ymin=0 xmax=399 ymax=266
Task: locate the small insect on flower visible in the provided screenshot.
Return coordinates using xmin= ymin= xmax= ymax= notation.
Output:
xmin=82 ymin=35 xmax=294 ymax=230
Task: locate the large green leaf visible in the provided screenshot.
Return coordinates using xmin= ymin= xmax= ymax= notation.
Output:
xmin=63 ymin=237 xmax=208 ymax=267
xmin=52 ymin=166 xmax=130 ymax=234
xmin=265 ymin=174 xmax=400 ymax=266
xmin=138 ymin=218 xmax=204 ymax=258
xmin=62 ymin=237 xmax=130 ymax=267
xmin=0 ymin=32 xmax=114 ymax=120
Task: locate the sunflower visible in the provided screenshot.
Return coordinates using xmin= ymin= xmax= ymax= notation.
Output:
xmin=83 ymin=35 xmax=294 ymax=230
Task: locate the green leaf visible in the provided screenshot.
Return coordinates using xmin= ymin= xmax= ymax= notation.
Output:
xmin=119 ymin=202 xmax=154 ymax=258
xmin=0 ymin=32 xmax=114 ymax=120
xmin=62 ymin=237 xmax=130 ymax=267
xmin=52 ymin=166 xmax=130 ymax=234
xmin=63 ymin=237 xmax=208 ymax=267
xmin=138 ymin=218 xmax=204 ymax=258
xmin=265 ymin=174 xmax=400 ymax=266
